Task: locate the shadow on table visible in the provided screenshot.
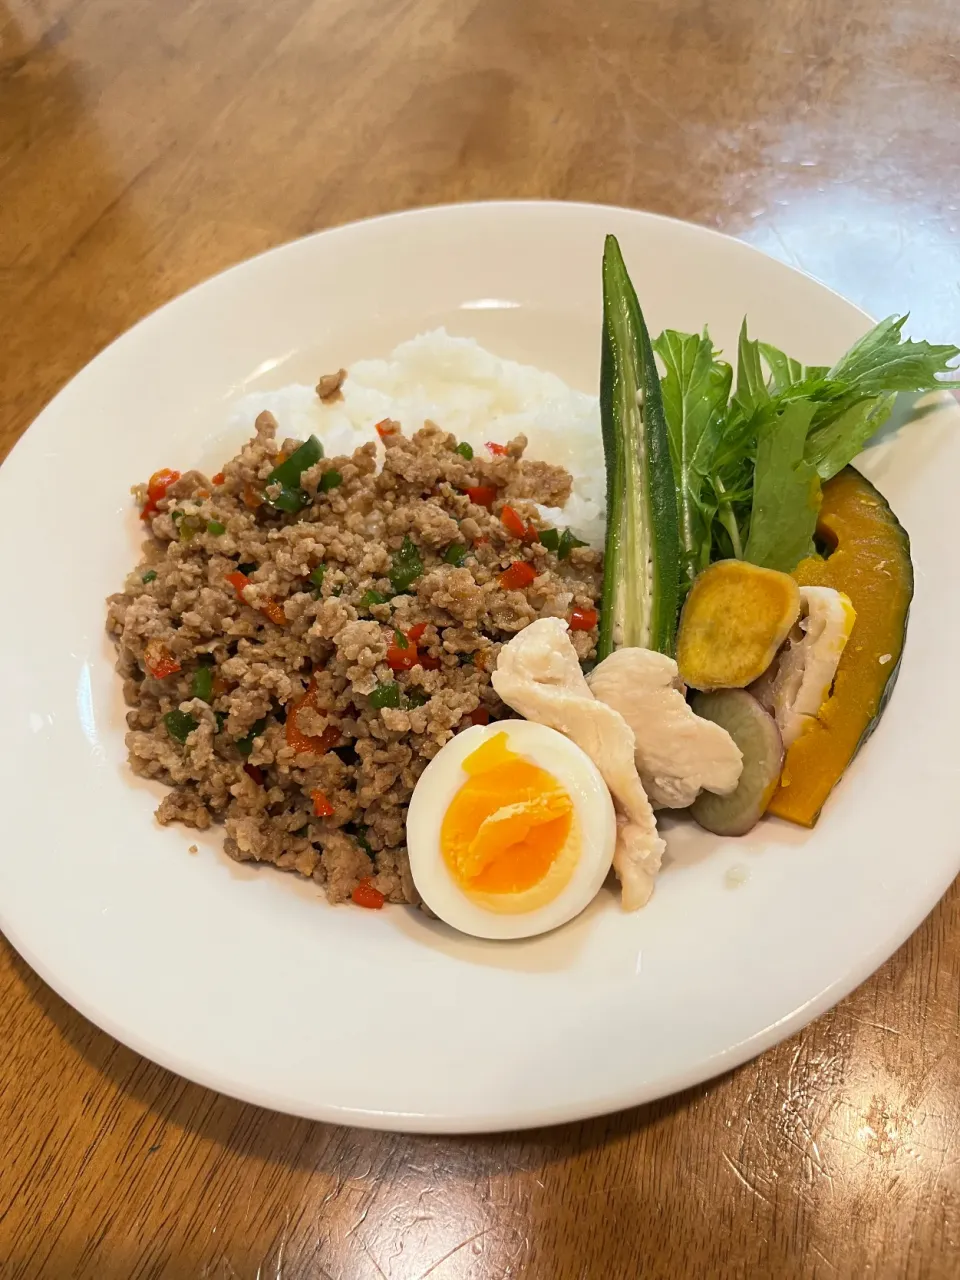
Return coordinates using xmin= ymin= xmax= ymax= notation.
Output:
xmin=6 ymin=939 xmax=730 ymax=1173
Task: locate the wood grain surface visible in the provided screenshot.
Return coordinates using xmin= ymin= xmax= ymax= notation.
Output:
xmin=2 ymin=0 xmax=960 ymax=1275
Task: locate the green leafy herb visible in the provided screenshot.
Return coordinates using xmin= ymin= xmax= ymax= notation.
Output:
xmin=206 ymin=520 xmax=226 ymax=536
xmin=237 ymin=717 xmax=267 ymax=757
xmin=652 ymin=312 xmax=958 ymax=577
xmin=758 ymin=343 xmax=825 ymax=393
xmin=404 ymin=689 xmax=429 ymax=708
xmin=754 ymin=317 xmax=959 ymax=483
xmin=309 ymin=564 xmax=326 ymax=589
xmin=264 ymin=435 xmax=324 ymax=513
xmin=164 ymin=710 xmax=198 ymax=744
xmin=389 ymin=535 xmax=423 ymax=593
xmin=557 ymin=528 xmax=588 ymax=560
xmin=348 ymin=823 xmax=373 ymax=854
xmin=141 ymin=569 xmax=157 ymax=584
xmin=743 ymin=402 xmax=820 ymax=572
xmin=653 ymin=328 xmax=732 ymax=585
xmin=455 ymin=441 xmax=474 ymax=460
xmin=731 ymin=320 xmax=770 ymax=421
xmin=319 ymin=469 xmax=342 ymax=492
xmin=827 ymin=315 xmax=959 ymax=393
xmin=538 ymin=525 xmax=588 ymax=559
xmin=368 ymin=682 xmax=401 ymax=710
xmin=190 ymin=666 xmax=214 ymax=703
xmin=214 ymin=711 xmax=227 ymax=734
xmin=393 ymin=628 xmax=409 ymax=649
xmin=804 ymin=393 xmax=896 ymax=481
xmin=443 ymin=543 xmax=468 ymax=567
xmin=359 ymin=588 xmax=388 ymax=608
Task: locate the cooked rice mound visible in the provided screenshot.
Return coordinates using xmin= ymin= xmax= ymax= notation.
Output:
xmin=107 ymin=411 xmax=602 ymax=905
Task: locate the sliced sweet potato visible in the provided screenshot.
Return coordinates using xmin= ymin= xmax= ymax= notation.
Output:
xmin=677 ymin=559 xmax=801 ymax=690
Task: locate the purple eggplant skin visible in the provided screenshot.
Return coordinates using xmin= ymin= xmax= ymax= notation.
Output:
xmin=689 ymin=690 xmax=784 ymax=836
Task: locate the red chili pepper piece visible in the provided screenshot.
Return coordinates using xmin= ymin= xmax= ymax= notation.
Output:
xmin=499 ymin=561 xmax=537 ymax=590
xmin=259 ymin=597 xmax=287 ymax=627
xmin=387 ymin=643 xmax=419 ymax=672
xmin=211 ymin=471 xmax=225 ymax=485
xmin=500 ymin=505 xmax=527 ymax=539
xmin=485 ymin=441 xmax=508 ymax=456
xmin=469 ymin=706 xmax=490 ymax=725
xmin=225 ymin=571 xmax=286 ymax=626
xmin=419 ymin=653 xmax=442 ymax=670
xmin=569 ymin=606 xmax=599 ymax=631
xmin=285 ymin=681 xmax=340 ymax=756
xmin=375 ymin=419 xmax=398 ymax=439
xmin=311 ymin=789 xmax=335 ymax=817
xmin=352 ymin=879 xmax=385 ymax=909
xmin=463 ymin=485 xmax=497 ymax=508
xmin=407 ymin=622 xmax=428 ymax=643
xmin=140 ymin=468 xmax=181 ymax=521
xmin=243 ymin=763 xmax=264 ymax=786
xmin=143 ymin=638 xmax=180 ymax=679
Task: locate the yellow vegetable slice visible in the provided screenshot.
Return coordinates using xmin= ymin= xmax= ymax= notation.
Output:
xmin=677 ymin=559 xmax=801 ymax=690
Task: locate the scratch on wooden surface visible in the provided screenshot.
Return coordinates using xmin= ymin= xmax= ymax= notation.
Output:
xmin=417 ymin=1227 xmax=490 ymax=1279
xmin=354 ymin=1230 xmax=388 ymax=1280
xmin=845 ymin=1013 xmax=903 ymax=1036
xmin=721 ymin=1151 xmax=772 ymax=1207
xmin=810 ymin=1242 xmax=839 ymax=1272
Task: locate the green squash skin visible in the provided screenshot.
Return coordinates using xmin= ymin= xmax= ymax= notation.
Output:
xmin=836 ymin=468 xmax=913 ymax=764
xmin=598 ymin=236 xmax=681 ymax=659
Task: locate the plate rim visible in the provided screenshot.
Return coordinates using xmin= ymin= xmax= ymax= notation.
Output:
xmin=0 ymin=198 xmax=872 ymax=479
xmin=4 ymin=199 xmax=955 ymax=1134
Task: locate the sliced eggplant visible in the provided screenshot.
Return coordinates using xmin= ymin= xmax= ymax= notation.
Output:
xmin=689 ymin=690 xmax=783 ymax=836
xmin=597 ymin=235 xmax=681 ymax=659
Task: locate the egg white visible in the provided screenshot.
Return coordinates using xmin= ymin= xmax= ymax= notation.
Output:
xmin=406 ymin=718 xmax=617 ymax=940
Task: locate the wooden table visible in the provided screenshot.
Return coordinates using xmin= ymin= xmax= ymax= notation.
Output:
xmin=2 ymin=1 xmax=959 ymax=1275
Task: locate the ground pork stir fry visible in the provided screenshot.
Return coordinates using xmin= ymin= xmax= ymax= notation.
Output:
xmin=107 ymin=406 xmax=602 ymax=908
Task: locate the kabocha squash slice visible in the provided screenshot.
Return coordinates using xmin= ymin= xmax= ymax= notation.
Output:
xmin=767 ymin=467 xmax=913 ymax=826
xmin=676 ymin=560 xmax=801 ymax=690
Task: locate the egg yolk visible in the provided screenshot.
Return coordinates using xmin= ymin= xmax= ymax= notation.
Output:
xmin=440 ymin=732 xmax=580 ymax=911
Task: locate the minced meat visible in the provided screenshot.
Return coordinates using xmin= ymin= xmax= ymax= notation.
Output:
xmin=107 ymin=412 xmax=601 ymax=905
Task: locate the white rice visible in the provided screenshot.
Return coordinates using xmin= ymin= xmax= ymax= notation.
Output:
xmin=228 ymin=329 xmax=607 ymax=548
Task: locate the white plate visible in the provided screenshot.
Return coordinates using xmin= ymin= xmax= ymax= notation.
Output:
xmin=1 ymin=202 xmax=958 ymax=1133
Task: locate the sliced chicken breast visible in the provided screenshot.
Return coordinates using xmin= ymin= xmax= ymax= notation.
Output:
xmin=588 ymin=647 xmax=743 ymax=808
xmin=751 ymin=585 xmax=856 ymax=747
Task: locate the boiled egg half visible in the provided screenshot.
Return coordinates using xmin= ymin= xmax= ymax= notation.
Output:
xmin=406 ymin=719 xmax=617 ymax=939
